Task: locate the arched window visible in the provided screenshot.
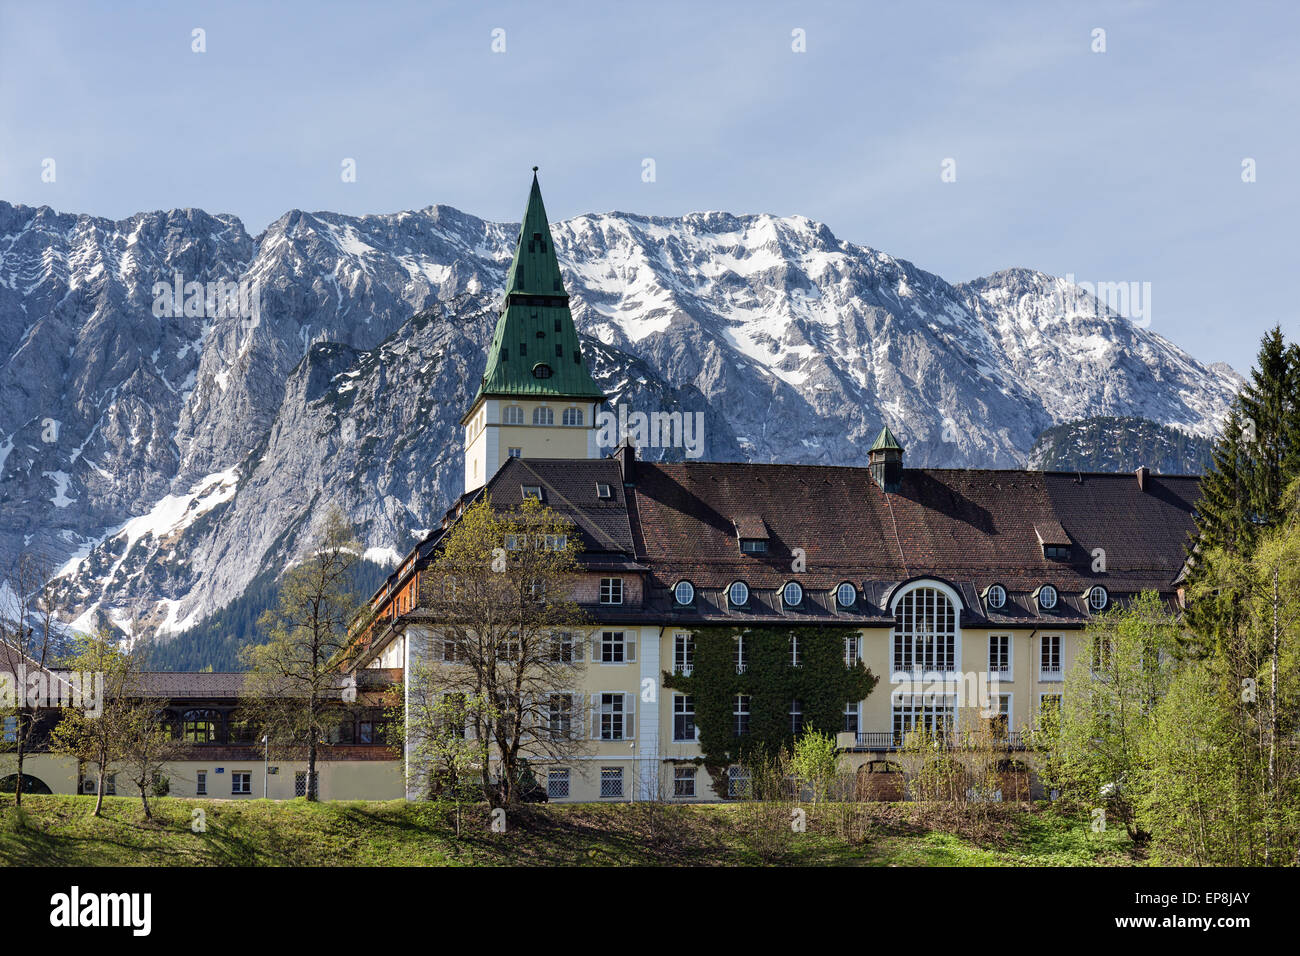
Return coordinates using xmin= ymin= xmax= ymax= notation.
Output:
xmin=533 ymin=406 xmax=554 ymax=426
xmin=562 ymin=407 xmax=584 ymax=426
xmin=1088 ymin=585 xmax=1108 ymax=611
xmin=503 ymin=405 xmax=524 ymax=425
xmin=892 ymin=585 xmax=957 ymax=674
xmin=180 ymin=709 xmax=222 ymax=743
xmin=1038 ymin=584 xmax=1058 ymax=610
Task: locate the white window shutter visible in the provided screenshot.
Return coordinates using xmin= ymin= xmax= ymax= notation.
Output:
xmin=573 ymin=634 xmax=584 ymax=662
xmin=626 ymin=632 xmax=637 ymax=663
xmin=574 ymin=692 xmax=584 ymax=738
xmin=591 ymin=694 xmax=601 ymax=740
xmin=626 ymin=693 xmax=636 ymax=741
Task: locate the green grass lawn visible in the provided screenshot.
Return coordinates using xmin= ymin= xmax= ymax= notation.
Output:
xmin=0 ymin=795 xmax=1139 ymax=867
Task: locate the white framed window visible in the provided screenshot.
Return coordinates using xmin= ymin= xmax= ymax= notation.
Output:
xmin=734 ymin=695 xmax=750 ymax=736
xmin=673 ymin=632 xmax=694 ymax=676
xmin=782 ymin=581 xmax=803 ymax=607
xmin=508 ymin=447 xmax=522 ymax=458
xmin=836 ymin=582 xmax=857 ymax=609
xmin=231 ymin=772 xmax=252 ymax=795
xmin=2 ymin=716 xmax=15 ymax=743
xmin=673 ymin=766 xmax=696 ymax=798
xmin=595 ymin=692 xmax=634 ymax=741
xmin=892 ymin=585 xmax=957 ymax=675
xmin=990 ymin=694 xmax=1011 ymax=737
xmin=790 ymin=699 xmax=804 ymax=736
xmin=195 ymin=771 xmax=207 ymax=796
xmin=596 ymin=482 xmax=613 ymax=500
xmin=1089 ymin=585 xmax=1109 ymax=612
xmin=1040 ymin=634 xmax=1063 ymax=680
xmin=521 ymin=485 xmax=542 ymax=500
xmin=673 ymin=695 xmax=697 ymax=742
xmin=503 ymin=405 xmax=524 ymax=425
xmin=734 ymin=634 xmax=748 ymax=674
xmin=739 ymin=539 xmax=767 ymax=554
xmin=986 ymin=583 xmax=1007 ymax=609
xmin=892 ymin=694 xmax=955 ymax=745
xmin=547 ymin=768 xmax=571 ymax=799
xmin=598 ymin=630 xmax=635 ymax=663
xmin=844 ymin=634 xmax=860 ymax=666
xmin=532 ymin=406 xmax=554 ymax=425
xmin=599 ymin=577 xmax=623 ymax=605
xmin=1038 ymin=584 xmax=1058 ymax=610
xmin=790 ymin=633 xmax=801 ymax=667
xmin=843 ymin=701 xmax=860 ymax=734
xmin=1092 ymin=633 xmax=1113 ymax=673
xmin=550 ymin=630 xmax=581 ymax=663
xmin=673 ymin=580 xmax=694 ymax=605
xmin=727 ymin=766 xmax=750 ymax=799
xmin=728 ymin=581 xmax=749 ymax=607
xmin=562 ymin=407 xmax=584 ymax=426
xmin=548 ymin=693 xmax=575 ymax=740
xmin=988 ymin=634 xmax=1012 ymax=678
xmin=600 ymin=766 xmax=624 ymax=798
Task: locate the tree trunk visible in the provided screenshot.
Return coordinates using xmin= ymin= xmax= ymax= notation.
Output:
xmin=14 ymin=723 xmax=25 ymax=809
xmin=93 ymin=768 xmax=106 ymax=817
xmin=139 ymin=783 xmax=152 ymax=821
xmin=307 ymin=736 xmax=318 ymax=802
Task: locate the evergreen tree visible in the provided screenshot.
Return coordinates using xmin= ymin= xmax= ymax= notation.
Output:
xmin=1185 ymin=327 xmax=1300 ymax=655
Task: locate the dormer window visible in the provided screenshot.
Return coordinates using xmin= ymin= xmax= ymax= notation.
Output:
xmin=1037 ymin=585 xmax=1058 ymax=610
xmin=782 ymin=581 xmax=803 ymax=607
xmin=521 ymin=485 xmax=542 ymax=501
xmin=674 ymin=581 xmax=695 ymax=605
xmin=1088 ymin=585 xmax=1108 ymax=612
xmin=728 ymin=581 xmax=749 ymax=607
xmin=986 ymin=584 xmax=1007 ymax=610
xmin=835 ymin=582 xmax=857 ymax=609
xmin=532 ymin=363 xmax=553 ymax=379
xmin=1034 ymin=522 xmax=1072 ymax=561
xmin=734 ymin=515 xmax=769 ymax=556
xmin=596 ymin=482 xmax=613 ymax=500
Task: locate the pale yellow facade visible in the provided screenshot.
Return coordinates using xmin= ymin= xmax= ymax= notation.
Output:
xmin=463 ymin=397 xmax=602 ymax=492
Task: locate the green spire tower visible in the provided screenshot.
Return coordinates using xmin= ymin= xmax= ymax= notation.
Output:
xmin=462 ymin=170 xmax=607 ymax=492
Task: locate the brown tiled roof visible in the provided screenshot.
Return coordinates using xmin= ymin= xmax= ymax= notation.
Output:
xmin=733 ymin=514 xmax=769 ymax=539
xmin=126 ymin=672 xmax=249 ymax=698
xmin=625 ymin=461 xmax=1199 ymax=625
xmin=1033 ymin=521 xmax=1071 ymax=547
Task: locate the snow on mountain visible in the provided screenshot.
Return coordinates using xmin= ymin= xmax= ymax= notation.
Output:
xmin=0 ymin=198 xmax=1240 ymax=643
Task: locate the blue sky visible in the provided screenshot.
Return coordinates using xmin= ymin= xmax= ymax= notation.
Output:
xmin=1 ymin=0 xmax=1296 ymax=373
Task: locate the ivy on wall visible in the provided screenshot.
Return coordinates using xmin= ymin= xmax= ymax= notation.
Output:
xmin=663 ymin=625 xmax=878 ymax=795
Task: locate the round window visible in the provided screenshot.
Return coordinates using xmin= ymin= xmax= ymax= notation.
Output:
xmin=728 ymin=581 xmax=749 ymax=607
xmin=1089 ymin=586 xmax=1108 ymax=611
xmin=836 ymin=582 xmax=856 ymax=608
xmin=783 ymin=581 xmax=803 ymax=607
xmin=1038 ymin=585 xmax=1058 ymax=610
xmin=987 ymin=584 xmax=1007 ymax=609
xmin=674 ymin=580 xmax=695 ymax=605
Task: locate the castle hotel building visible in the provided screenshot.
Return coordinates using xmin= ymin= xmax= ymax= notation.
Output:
xmin=5 ymin=174 xmax=1200 ymax=803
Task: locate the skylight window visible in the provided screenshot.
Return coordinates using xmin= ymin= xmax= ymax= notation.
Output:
xmin=521 ymin=485 xmax=542 ymax=501
xmin=596 ymin=482 xmax=613 ymax=500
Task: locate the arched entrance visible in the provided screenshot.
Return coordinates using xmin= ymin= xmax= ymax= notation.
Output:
xmin=0 ymin=773 xmax=53 ymax=794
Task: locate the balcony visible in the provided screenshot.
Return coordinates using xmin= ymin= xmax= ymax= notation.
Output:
xmin=851 ymin=730 xmax=1029 ymax=752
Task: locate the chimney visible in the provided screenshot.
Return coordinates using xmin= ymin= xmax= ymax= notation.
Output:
xmin=616 ymin=438 xmax=637 ymax=486
xmin=869 ymin=426 xmax=904 ymax=493
xmin=1135 ymin=465 xmax=1149 ymax=492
